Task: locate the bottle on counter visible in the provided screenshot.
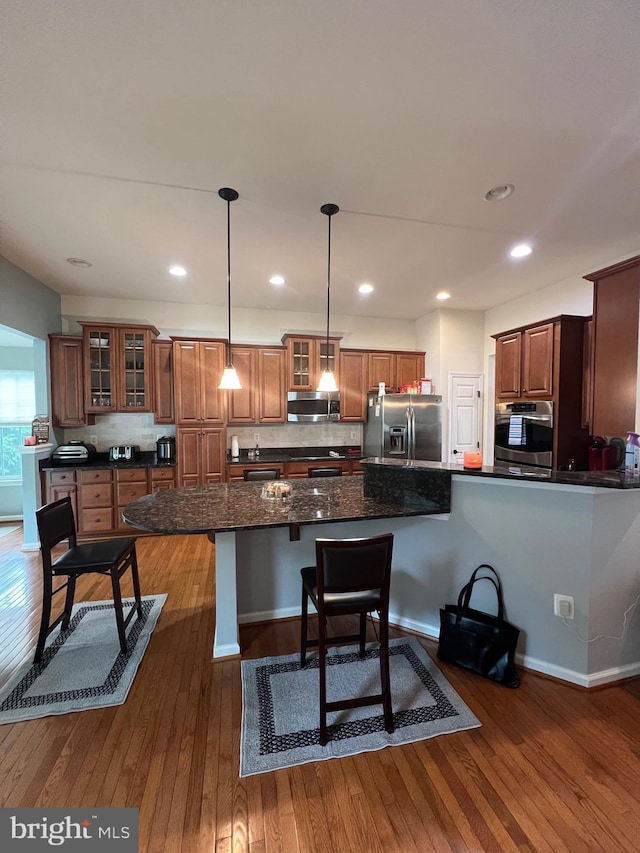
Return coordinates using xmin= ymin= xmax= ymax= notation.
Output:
xmin=624 ymin=431 xmax=640 ymax=476
xmin=231 ymin=435 xmax=239 ymax=460
xmin=255 ymin=442 xmax=260 ymax=458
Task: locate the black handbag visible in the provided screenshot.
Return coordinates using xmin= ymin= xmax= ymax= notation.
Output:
xmin=437 ymin=564 xmax=521 ymax=688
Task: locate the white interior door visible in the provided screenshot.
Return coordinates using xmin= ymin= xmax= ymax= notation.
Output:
xmin=448 ymin=373 xmax=483 ymax=464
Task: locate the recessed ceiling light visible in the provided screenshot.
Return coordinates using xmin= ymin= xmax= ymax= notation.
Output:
xmin=484 ymin=184 xmax=515 ymax=201
xmin=169 ymin=265 xmax=187 ymax=277
xmin=359 ymin=283 xmax=374 ymax=294
xmin=269 ymin=275 xmax=285 ymax=286
xmin=66 ymin=257 xmax=92 ymax=268
xmin=436 ymin=291 xmax=450 ymax=301
xmin=510 ymin=243 xmax=532 ymax=258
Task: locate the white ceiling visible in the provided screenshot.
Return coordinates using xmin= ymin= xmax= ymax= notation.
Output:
xmin=2 ymin=0 xmax=639 ymax=322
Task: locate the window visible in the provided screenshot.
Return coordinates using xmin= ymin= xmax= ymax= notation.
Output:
xmin=0 ymin=371 xmax=35 ymax=480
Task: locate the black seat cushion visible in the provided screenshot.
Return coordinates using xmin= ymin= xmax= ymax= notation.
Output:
xmin=300 ymin=565 xmax=381 ymax=613
xmin=52 ymin=537 xmax=137 ymax=574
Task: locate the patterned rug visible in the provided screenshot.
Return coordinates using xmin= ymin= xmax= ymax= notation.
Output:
xmin=240 ymin=636 xmax=481 ymax=776
xmin=0 ymin=595 xmax=166 ymax=724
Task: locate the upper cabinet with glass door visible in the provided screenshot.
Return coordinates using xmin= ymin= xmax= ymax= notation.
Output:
xmin=80 ymin=322 xmax=159 ymax=414
xmin=282 ymin=334 xmax=341 ymax=390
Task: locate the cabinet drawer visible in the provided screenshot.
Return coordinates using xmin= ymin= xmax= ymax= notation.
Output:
xmin=79 ymin=469 xmax=113 ymax=484
xmin=117 ymin=482 xmax=148 ymax=505
xmin=152 ymin=481 xmax=175 ymax=492
xmin=116 ymin=468 xmax=147 ymax=483
xmin=81 ymin=483 xmax=113 ymax=507
xmin=151 ymin=467 xmax=176 ymax=481
xmin=81 ymin=508 xmax=114 ymax=532
xmin=49 ymin=471 xmax=77 ymax=486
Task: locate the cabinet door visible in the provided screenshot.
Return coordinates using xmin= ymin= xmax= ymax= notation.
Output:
xmin=287 ymin=337 xmax=316 ymax=389
xmin=84 ymin=326 xmax=116 ymax=412
xmin=339 ymin=350 xmax=368 ymax=422
xmin=495 ymin=333 xmax=522 ymax=399
xmin=368 ymin=352 xmax=396 ymax=391
xmin=591 ymin=269 xmax=640 ymax=436
xmin=257 ymin=347 xmax=286 ymax=423
xmin=49 ymin=335 xmax=88 ymax=427
xmin=318 ymin=339 xmax=339 ymax=385
xmin=201 ymin=428 xmax=226 ymax=485
xmin=173 ymin=341 xmax=201 ymax=424
xmin=118 ymin=327 xmax=153 ymax=411
xmin=227 ymin=346 xmax=257 ymax=423
xmin=200 ymin=342 xmax=227 ymax=423
xmin=176 ymin=427 xmax=201 ymax=487
xmin=153 ymin=340 xmax=174 ymax=424
xmin=581 ymin=319 xmax=593 ymax=430
xmin=45 ymin=471 xmax=78 ymax=521
xmin=522 ymin=323 xmax=554 ymax=397
xmin=396 ymin=353 xmax=425 ymax=390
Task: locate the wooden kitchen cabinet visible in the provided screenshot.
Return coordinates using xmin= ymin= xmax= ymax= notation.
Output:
xmin=172 ymin=338 xmax=227 ymax=425
xmin=42 ymin=470 xmax=78 ymax=521
xmin=42 ymin=464 xmax=176 ymax=540
xmin=227 ymin=346 xmax=257 ymax=423
xmin=257 ymin=347 xmax=287 ymax=423
xmin=493 ymin=315 xmax=591 ymax=470
xmin=339 ymin=350 xmax=368 ymax=422
xmin=367 ymin=350 xmax=425 ymax=392
xmin=282 ymin=334 xmax=341 ymax=390
xmin=584 ymin=256 xmax=640 ymax=437
xmin=494 ymin=322 xmax=554 ymax=400
xmin=49 ymin=334 xmax=94 ymax=427
xmin=223 ymin=345 xmax=287 ymax=425
xmin=150 ymin=466 xmax=176 ymax=492
xmin=78 ymin=469 xmax=114 ymax=534
xmin=152 ymin=340 xmax=174 ymax=424
xmin=396 ymin=352 xmax=426 ymax=389
xmin=176 ymin=427 xmax=226 ymax=487
xmin=80 ymin=322 xmax=159 ymax=414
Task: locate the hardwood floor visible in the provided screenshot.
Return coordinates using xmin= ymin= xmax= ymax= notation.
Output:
xmin=1 ymin=525 xmax=640 ymax=851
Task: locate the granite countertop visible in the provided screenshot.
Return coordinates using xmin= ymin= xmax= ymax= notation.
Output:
xmin=122 ymin=476 xmax=441 ymax=535
xmin=40 ymin=451 xmax=176 ymax=471
xmin=360 ymin=457 xmax=640 ymax=490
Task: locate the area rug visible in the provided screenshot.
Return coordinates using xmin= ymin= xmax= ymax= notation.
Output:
xmin=0 ymin=595 xmax=166 ymax=724
xmin=240 ymin=635 xmax=481 ymax=776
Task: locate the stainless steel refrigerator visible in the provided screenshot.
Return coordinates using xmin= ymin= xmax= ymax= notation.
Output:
xmin=363 ymin=393 xmax=443 ymax=461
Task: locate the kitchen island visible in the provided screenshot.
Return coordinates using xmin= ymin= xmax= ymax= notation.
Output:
xmin=123 ymin=460 xmax=640 ymax=686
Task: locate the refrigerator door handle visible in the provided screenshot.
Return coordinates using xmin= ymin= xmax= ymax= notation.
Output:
xmin=407 ymin=406 xmax=415 ymax=458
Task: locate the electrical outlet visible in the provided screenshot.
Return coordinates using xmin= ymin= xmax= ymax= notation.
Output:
xmin=554 ymin=594 xmax=574 ymax=620
xmin=254 ymin=433 xmax=260 ymax=442
xmin=350 ymin=430 xmax=357 ymax=440
xmin=90 ymin=435 xmax=97 ymax=446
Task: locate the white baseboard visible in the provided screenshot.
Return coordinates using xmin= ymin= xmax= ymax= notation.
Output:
xmin=239 ymin=606 xmax=640 ymax=688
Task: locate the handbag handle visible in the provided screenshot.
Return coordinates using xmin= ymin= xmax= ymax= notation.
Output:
xmin=457 ymin=564 xmax=506 ymax=620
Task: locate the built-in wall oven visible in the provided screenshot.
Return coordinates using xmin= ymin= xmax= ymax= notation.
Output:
xmin=495 ymin=401 xmax=554 ymax=469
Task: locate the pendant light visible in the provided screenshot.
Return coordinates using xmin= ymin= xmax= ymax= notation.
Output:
xmin=317 ymin=202 xmax=339 ymax=393
xmin=218 ymin=187 xmax=242 ymax=390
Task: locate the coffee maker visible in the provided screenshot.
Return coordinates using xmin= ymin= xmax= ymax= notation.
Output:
xmin=156 ymin=435 xmax=176 ymax=461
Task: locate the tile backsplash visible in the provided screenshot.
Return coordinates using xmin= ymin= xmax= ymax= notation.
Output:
xmin=62 ymin=416 xmax=361 ymax=453
xmin=228 ymin=423 xmax=362 ymax=451
xmin=62 ymin=414 xmax=175 ymax=452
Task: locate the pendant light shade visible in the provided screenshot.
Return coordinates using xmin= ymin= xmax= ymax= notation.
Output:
xmin=317 ymin=202 xmax=339 ymax=393
xmin=218 ymin=187 xmax=242 ymax=390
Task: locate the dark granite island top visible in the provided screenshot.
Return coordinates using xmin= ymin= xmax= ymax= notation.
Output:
xmin=122 ymin=475 xmax=448 ymax=536
xmin=360 ymin=456 xmax=640 ymax=490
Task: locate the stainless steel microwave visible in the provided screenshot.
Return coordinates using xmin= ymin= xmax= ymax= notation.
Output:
xmin=287 ymin=391 xmax=341 ymax=423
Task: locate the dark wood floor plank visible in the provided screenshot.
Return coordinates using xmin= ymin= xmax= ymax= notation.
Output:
xmin=1 ymin=529 xmax=640 ymax=853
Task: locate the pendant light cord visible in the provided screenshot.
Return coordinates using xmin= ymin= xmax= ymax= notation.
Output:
xmin=320 ymin=203 xmax=339 ymax=373
xmin=226 ymin=196 xmax=232 ymax=366
xmin=325 ymin=212 xmax=331 ymax=370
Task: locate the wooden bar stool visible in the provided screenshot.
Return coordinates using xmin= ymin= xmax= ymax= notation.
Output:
xmin=300 ymin=533 xmax=394 ymax=745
